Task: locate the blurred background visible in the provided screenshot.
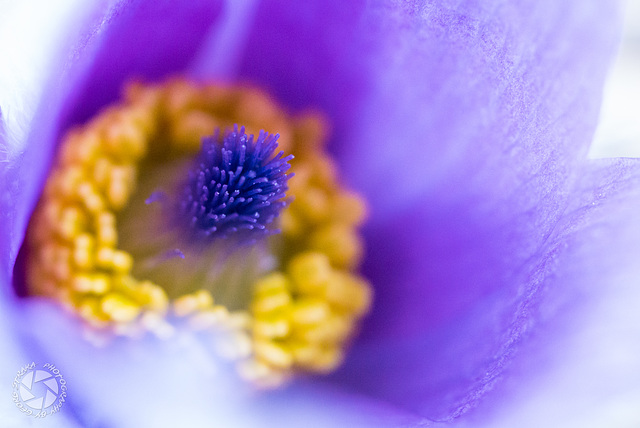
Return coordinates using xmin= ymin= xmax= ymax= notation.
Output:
xmin=591 ymin=0 xmax=640 ymax=158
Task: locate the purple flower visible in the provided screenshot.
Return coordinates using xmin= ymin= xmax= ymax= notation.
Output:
xmin=1 ymin=1 xmax=638 ymax=427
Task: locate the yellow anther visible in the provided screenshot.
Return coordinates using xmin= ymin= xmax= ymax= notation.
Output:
xmin=289 ymin=341 xmax=321 ymax=366
xmin=172 ymin=289 xmax=214 ymax=317
xmin=303 ymin=347 xmax=343 ymax=373
xmin=93 ymin=158 xmax=111 ymax=188
xmin=193 ymin=289 xmax=214 ymax=308
xmin=54 ymin=167 xmax=84 ymax=198
xmin=107 ymin=166 xmax=135 ymax=209
xmin=226 ymin=312 xmax=252 ymax=330
xmin=253 ymin=317 xmax=290 ymax=339
xmin=42 ymin=201 xmax=62 ymax=227
xmin=280 ymin=209 xmax=302 ymax=237
xmin=112 ymin=274 xmax=137 ymax=292
xmin=75 ymin=131 xmax=101 ymax=163
xmin=295 ymin=314 xmax=353 ymax=343
xmin=254 ymin=340 xmax=293 ymax=369
xmin=330 ymin=192 xmax=368 ymax=226
xmin=308 ymin=155 xmax=338 ymax=189
xmin=293 ymin=112 xmax=329 ymax=152
xmin=163 ymin=79 xmax=201 ymax=115
xmin=96 ymin=211 xmax=118 ymax=246
xmin=73 ymin=247 xmax=92 ymax=269
xmin=96 ymin=247 xmax=115 ymax=268
xmin=127 ymin=105 xmax=156 ymax=136
xmin=72 ymin=273 xmax=109 ymax=294
xmin=57 ymin=206 xmax=85 ymax=240
xmin=172 ymin=295 xmax=199 ymax=317
xmin=292 ymin=186 xmax=329 ymax=224
xmin=25 ymin=79 xmax=372 ymax=386
xmin=171 ymin=110 xmax=221 ymax=151
xmin=138 ymin=281 xmax=169 ymax=312
xmin=254 ymin=272 xmax=290 ymax=295
xmin=111 ymin=250 xmax=133 ymax=273
xmin=288 ymin=341 xmax=343 ymax=372
xmin=188 ymin=306 xmax=229 ymax=330
xmin=59 ymin=130 xmax=100 ymax=165
xmin=92 ymin=274 xmax=110 ymax=294
xmin=288 ymin=252 xmax=332 ymax=294
xmin=97 ymin=211 xmax=116 ymax=226
xmin=50 ymin=247 xmax=71 ymax=281
xmin=234 ymin=88 xmax=282 ymax=128
xmin=124 ymin=82 xmax=162 ymax=117
xmin=290 ymin=299 xmax=330 ymax=326
xmin=237 ymin=359 xmax=274 ymax=382
xmin=252 ymin=292 xmax=292 ymax=315
xmin=77 ymin=182 xmax=104 ymax=213
xmin=249 ymin=253 xmax=371 ymax=378
xmin=78 ymin=298 xmax=110 ymax=327
xmin=95 ymin=247 xmax=132 ymax=273
xmin=73 ymin=234 xmax=94 ymax=269
xmin=99 ymin=228 xmax=117 ymax=248
xmin=72 ymin=274 xmax=93 ymax=293
xmin=236 ymin=357 xmax=291 ymax=388
xmin=104 ymin=115 xmax=147 ymax=160
xmin=40 ymin=242 xmax=58 ymax=267
xmin=74 ymin=233 xmax=94 ymax=248
xmin=100 ymin=293 xmax=141 ymax=323
xmin=325 ymin=272 xmax=373 ymax=317
xmin=251 ymin=274 xmax=292 ymax=314
xmin=309 ymin=223 xmax=363 ymax=269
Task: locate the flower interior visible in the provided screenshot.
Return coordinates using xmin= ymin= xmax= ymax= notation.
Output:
xmin=23 ymin=79 xmax=372 ymax=387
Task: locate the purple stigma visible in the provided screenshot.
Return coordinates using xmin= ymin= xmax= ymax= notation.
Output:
xmin=179 ymin=125 xmax=293 ymax=244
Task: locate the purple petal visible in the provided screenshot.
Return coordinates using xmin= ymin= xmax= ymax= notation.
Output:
xmin=1 ymin=0 xmax=632 ymax=425
xmin=0 ymin=299 xmax=83 ymax=426
xmin=1 ymin=249 xmax=81 ymax=424
xmin=207 ymin=0 xmax=630 ymax=420
xmin=2 ymin=0 xmax=226 ymax=292
xmin=234 ymin=1 xmax=370 ymax=153
xmin=261 ymin=1 xmax=626 ymax=420
xmin=458 ymin=159 xmax=640 ymax=426
xmin=62 ymin=0 xmax=224 ymax=126
xmin=0 ymin=1 xmax=106 ymax=295
xmin=17 ymin=300 xmax=421 ymax=428
xmin=0 ymin=3 xmax=110 ymax=425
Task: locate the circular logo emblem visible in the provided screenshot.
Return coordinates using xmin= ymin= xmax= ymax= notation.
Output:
xmin=12 ymin=362 xmax=67 ymax=418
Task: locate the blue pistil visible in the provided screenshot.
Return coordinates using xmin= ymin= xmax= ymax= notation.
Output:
xmin=180 ymin=125 xmax=293 ymax=244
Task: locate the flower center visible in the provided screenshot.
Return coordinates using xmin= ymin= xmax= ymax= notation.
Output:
xmin=117 ymin=127 xmax=287 ymax=309
xmin=180 ymin=126 xmax=292 ymax=243
xmin=23 ymin=79 xmax=372 ymax=387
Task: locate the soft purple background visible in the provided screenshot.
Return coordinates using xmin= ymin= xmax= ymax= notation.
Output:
xmin=2 ymin=1 xmax=639 ymax=427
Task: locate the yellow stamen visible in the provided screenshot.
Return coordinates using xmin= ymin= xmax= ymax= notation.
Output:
xmin=172 ymin=289 xmax=214 ymax=317
xmin=248 ymin=252 xmax=372 ymax=379
xmin=101 ymin=293 xmax=141 ymax=323
xmin=24 ymin=78 xmax=373 ymax=386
